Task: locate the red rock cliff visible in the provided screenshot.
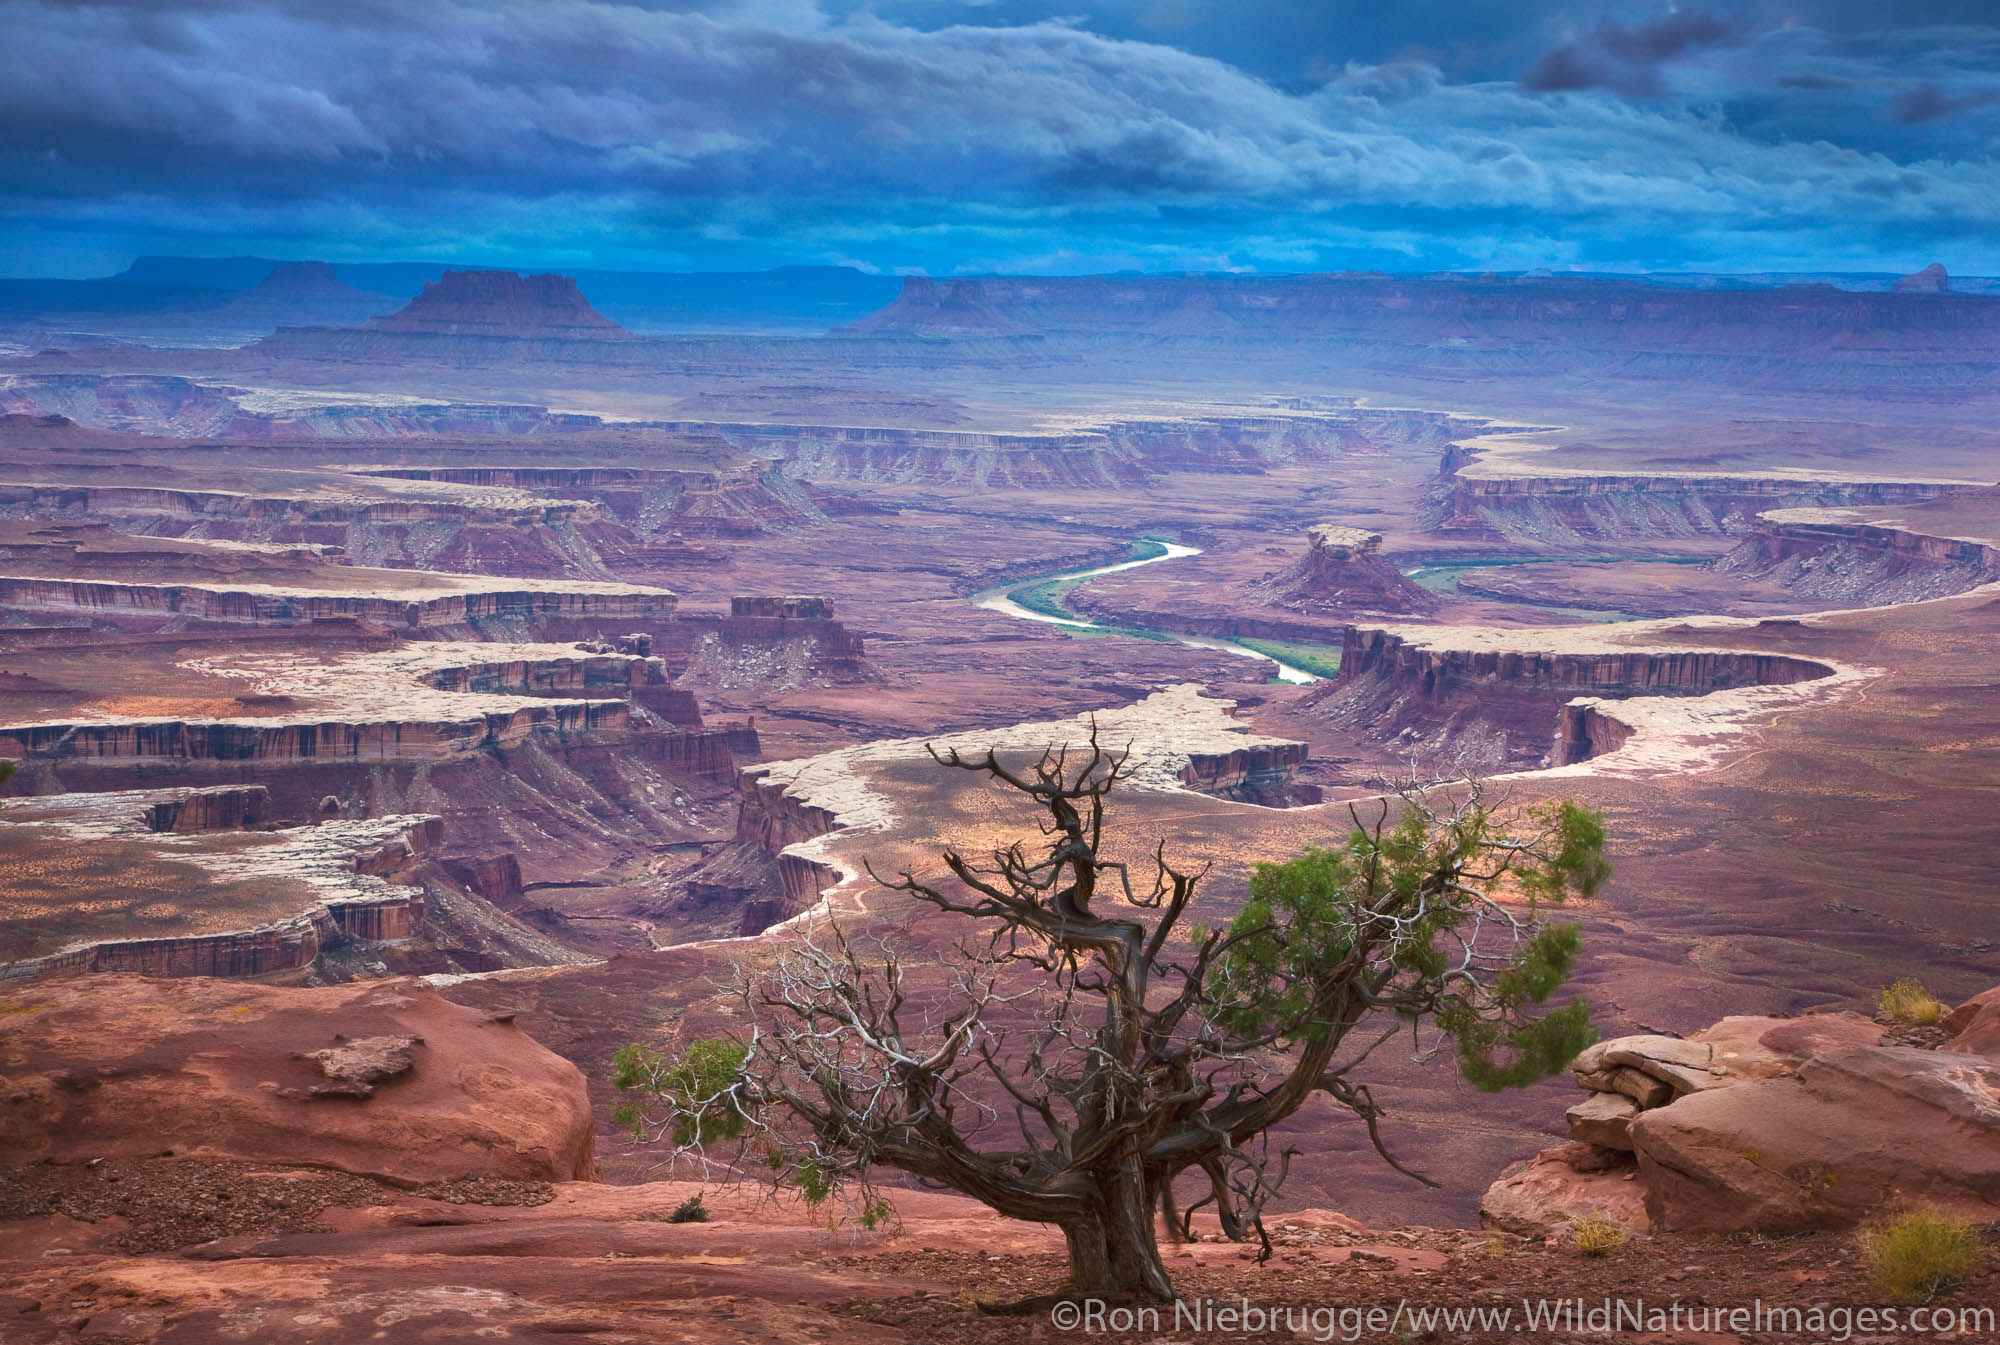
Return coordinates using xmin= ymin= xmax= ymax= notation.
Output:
xmin=1337 ymin=627 xmax=1831 ymax=700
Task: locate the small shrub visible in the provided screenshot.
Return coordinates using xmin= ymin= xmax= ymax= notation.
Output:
xmin=1861 ymin=1209 xmax=1981 ymax=1301
xmin=1571 ymin=1214 xmax=1628 ymax=1257
xmin=1878 ymin=978 xmax=1946 ymax=1026
xmin=666 ymin=1193 xmax=709 ymax=1224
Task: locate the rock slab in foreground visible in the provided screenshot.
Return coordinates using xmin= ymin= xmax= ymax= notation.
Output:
xmin=1631 ymin=1044 xmax=2000 ymax=1233
xmin=1484 ymin=995 xmax=2000 ymax=1236
xmin=0 ymin=974 xmax=596 ymax=1183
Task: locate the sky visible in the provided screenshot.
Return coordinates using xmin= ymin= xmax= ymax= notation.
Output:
xmin=1 ymin=0 xmax=1997 ymax=277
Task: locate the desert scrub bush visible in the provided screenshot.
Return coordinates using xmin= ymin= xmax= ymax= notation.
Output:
xmin=667 ymin=1194 xmax=708 ymax=1224
xmin=1861 ymin=1210 xmax=1982 ymax=1301
xmin=1570 ymin=1214 xmax=1628 ymax=1257
xmin=1878 ymin=978 xmax=1946 ymax=1026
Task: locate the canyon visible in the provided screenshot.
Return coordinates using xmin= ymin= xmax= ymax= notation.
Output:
xmin=2 ymin=262 xmax=1997 ymax=1333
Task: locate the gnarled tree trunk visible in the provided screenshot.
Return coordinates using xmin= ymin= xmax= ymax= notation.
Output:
xmin=1059 ymin=1166 xmax=1174 ymax=1302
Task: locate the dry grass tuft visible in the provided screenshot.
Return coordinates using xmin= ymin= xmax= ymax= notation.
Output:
xmin=1570 ymin=1214 xmax=1628 ymax=1258
xmin=1878 ymin=978 xmax=1947 ymax=1026
xmin=1860 ymin=1209 xmax=1982 ymax=1302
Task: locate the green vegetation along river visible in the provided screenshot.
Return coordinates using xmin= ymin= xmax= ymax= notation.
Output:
xmin=968 ymin=541 xmax=1329 ymax=684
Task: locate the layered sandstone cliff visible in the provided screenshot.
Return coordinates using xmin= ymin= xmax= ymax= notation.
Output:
xmin=0 ymin=699 xmax=631 ymax=767
xmin=735 ymin=769 xmax=842 ymax=911
xmin=0 ymin=643 xmax=684 ymax=772
xmin=1438 ymin=468 xmax=1963 ymax=543
xmin=1179 ymin=740 xmax=1314 ymax=805
xmin=0 ymin=373 xmax=610 ymax=438
xmin=1894 ymin=262 xmax=1949 ymax=293
xmin=359 ymin=460 xmax=829 ymax=537
xmin=0 ymin=798 xmax=445 ymax=981
xmin=421 ymin=648 xmax=676 ymax=697
xmin=1336 ymin=627 xmax=1830 ymax=700
xmin=10 ymin=887 xmax=425 ymax=980
xmin=662 ymin=596 xmax=871 ymax=689
xmin=0 ymin=573 xmax=677 ymax=633
xmin=1311 ymin=623 xmax=1845 ymax=774
xmin=1714 ymin=508 xmax=2000 ymax=604
xmin=146 ymin=784 xmax=271 ymax=832
xmin=0 ymin=479 xmax=597 ymax=528
xmin=682 ymin=407 xmax=1476 ymax=488
xmin=0 ymin=639 xmax=735 ymax=977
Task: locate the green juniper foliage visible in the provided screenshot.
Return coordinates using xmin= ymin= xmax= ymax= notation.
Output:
xmin=608 ymin=1038 xmax=749 ymax=1147
xmin=1214 ymin=797 xmax=1605 ymax=1085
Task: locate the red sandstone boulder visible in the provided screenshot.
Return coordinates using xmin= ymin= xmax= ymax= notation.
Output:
xmin=1565 ymin=1091 xmax=1640 ymax=1150
xmin=1944 ymin=997 xmax=2000 ymax=1057
xmin=1572 ymin=1034 xmax=1729 ymax=1098
xmin=1487 ymin=1011 xmax=1918 ymax=1237
xmin=1695 ymin=1011 xmax=1884 ymax=1064
xmin=1628 ymin=1045 xmax=2000 ymax=1233
xmin=1568 ymin=1014 xmax=1880 ymax=1101
xmin=1936 ymin=988 xmax=2000 ymax=1040
xmin=1480 ymin=1143 xmax=1649 ymax=1236
xmin=0 ymin=975 xmax=595 ymax=1184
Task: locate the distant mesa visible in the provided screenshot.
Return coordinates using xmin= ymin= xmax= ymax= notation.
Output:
xmin=1893 ymin=262 xmax=1949 ymax=293
xmin=845 ymin=271 xmax=2000 ymax=350
xmin=368 ymin=269 xmax=632 ymax=339
xmin=106 ymin=254 xmax=287 ymax=290
xmin=842 ymin=275 xmax=1035 ymax=336
xmin=242 ymin=260 xmax=382 ymax=302
xmin=206 ymin=260 xmax=401 ymax=330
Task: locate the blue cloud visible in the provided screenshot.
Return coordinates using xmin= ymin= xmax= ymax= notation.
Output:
xmin=0 ymin=0 xmax=1996 ymax=275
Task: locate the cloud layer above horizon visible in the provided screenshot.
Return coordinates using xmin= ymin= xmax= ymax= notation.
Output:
xmin=2 ymin=0 xmax=1997 ymax=275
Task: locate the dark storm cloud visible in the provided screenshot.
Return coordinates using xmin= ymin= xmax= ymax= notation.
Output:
xmin=0 ymin=0 xmax=1998 ymax=274
xmin=1521 ymin=11 xmax=1752 ymax=96
xmin=1890 ymin=81 xmax=1999 ymax=123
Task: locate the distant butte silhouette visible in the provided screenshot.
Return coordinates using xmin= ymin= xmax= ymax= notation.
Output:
xmin=368 ymin=269 xmax=631 ymax=338
xmin=244 ymin=260 xmax=379 ymax=300
xmin=1893 ymin=262 xmax=1949 ymax=292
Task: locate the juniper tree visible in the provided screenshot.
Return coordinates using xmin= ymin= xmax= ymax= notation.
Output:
xmin=614 ymin=729 xmax=1608 ymax=1303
